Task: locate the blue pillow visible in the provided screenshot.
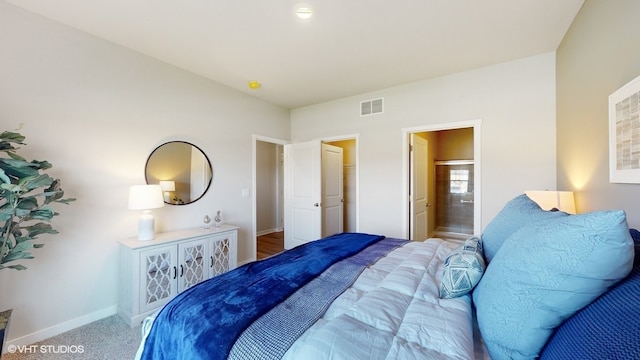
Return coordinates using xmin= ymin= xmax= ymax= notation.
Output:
xmin=440 ymin=236 xmax=485 ymax=299
xmin=481 ymin=194 xmax=567 ymax=263
xmin=540 ymin=251 xmax=640 ymax=359
xmin=473 ymin=210 xmax=634 ymax=360
xmin=631 ymin=228 xmax=640 ymax=266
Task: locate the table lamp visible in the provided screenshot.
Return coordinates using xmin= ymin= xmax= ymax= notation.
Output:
xmin=159 ymin=180 xmax=175 ymax=203
xmin=129 ymin=184 xmax=164 ymax=241
xmin=525 ymin=190 xmax=576 ymax=214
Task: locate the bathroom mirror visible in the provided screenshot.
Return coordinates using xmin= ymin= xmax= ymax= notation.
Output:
xmin=145 ymin=141 xmax=212 ymax=205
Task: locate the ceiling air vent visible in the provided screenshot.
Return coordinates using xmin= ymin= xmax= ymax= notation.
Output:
xmin=360 ymin=98 xmax=384 ymax=116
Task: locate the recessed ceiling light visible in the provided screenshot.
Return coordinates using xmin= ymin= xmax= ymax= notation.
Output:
xmin=296 ymin=7 xmax=313 ymax=19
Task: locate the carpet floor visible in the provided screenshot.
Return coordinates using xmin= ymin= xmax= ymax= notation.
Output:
xmin=1 ymin=315 xmax=141 ymax=360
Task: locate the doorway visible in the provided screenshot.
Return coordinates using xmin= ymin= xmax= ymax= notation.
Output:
xmin=253 ymin=135 xmax=287 ymax=262
xmin=283 ymin=137 xmax=358 ymax=249
xmin=323 ymin=138 xmax=357 ymax=233
xmin=253 ymin=135 xmax=358 ymax=260
xmin=402 ymin=120 xmax=481 ymax=241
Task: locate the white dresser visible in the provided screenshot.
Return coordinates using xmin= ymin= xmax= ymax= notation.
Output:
xmin=117 ymin=224 xmax=238 ymax=326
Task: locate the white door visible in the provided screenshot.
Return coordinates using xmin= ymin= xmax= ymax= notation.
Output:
xmin=322 ymin=143 xmax=344 ymax=237
xmin=410 ymin=134 xmax=429 ymax=241
xmin=284 ymin=140 xmax=322 ymax=249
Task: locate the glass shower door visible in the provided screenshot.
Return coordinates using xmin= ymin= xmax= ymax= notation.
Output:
xmin=435 ymin=161 xmax=474 ymax=235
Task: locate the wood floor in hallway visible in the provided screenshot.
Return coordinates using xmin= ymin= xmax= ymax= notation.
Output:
xmin=257 ymin=231 xmax=284 ymax=259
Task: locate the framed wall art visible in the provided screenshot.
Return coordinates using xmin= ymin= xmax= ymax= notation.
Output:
xmin=609 ymin=74 xmax=640 ymax=183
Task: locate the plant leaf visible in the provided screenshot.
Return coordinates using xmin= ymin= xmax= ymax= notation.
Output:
xmin=22 ymin=208 xmax=57 ymax=221
xmin=0 ymin=130 xmax=74 ymax=271
xmin=0 ymin=169 xmax=10 ymax=184
xmin=0 ymin=131 xmax=26 ymax=144
xmin=24 ymin=222 xmax=57 ymax=237
xmin=56 ymin=198 xmax=76 ymax=204
xmin=20 ymin=174 xmax=54 ymax=191
xmin=0 ymin=264 xmax=28 ymax=271
xmin=6 ymin=151 xmax=25 ymax=161
xmin=0 ymin=159 xmax=39 ymax=179
xmin=12 ymin=240 xmax=34 ymax=253
xmin=1 ymin=250 xmax=34 ymax=263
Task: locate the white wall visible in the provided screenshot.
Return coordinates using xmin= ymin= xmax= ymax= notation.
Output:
xmin=291 ymin=53 xmax=558 ymax=238
xmin=0 ymin=2 xmax=289 ymax=347
xmin=256 ymin=141 xmax=280 ymax=234
xmin=557 ymin=0 xmax=640 ymax=228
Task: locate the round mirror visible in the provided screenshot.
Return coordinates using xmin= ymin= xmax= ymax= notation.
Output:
xmin=145 ymin=141 xmax=212 ymax=205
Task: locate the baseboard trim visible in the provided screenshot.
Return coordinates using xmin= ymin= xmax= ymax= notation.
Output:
xmin=256 ymin=228 xmax=283 ymax=237
xmin=3 ymin=305 xmax=117 ymax=354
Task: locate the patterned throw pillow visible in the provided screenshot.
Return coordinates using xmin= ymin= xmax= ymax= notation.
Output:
xmin=440 ymin=236 xmax=485 ymax=299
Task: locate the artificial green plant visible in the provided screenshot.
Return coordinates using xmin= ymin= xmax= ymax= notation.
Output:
xmin=0 ymin=131 xmax=75 ymax=270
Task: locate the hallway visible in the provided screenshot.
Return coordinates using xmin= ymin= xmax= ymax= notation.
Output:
xmin=257 ymin=231 xmax=284 ymax=259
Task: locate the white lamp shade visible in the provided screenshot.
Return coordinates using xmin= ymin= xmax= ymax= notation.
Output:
xmin=128 ymin=185 xmax=165 ymax=210
xmin=159 ymin=180 xmax=175 ymax=192
xmin=129 ymin=185 xmax=164 ymax=241
xmin=525 ymin=190 xmax=576 ymax=214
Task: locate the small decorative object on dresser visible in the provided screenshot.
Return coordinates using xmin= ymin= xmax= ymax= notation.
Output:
xmin=117 ymin=224 xmax=238 ymax=326
xmin=214 ymin=210 xmax=223 ymax=228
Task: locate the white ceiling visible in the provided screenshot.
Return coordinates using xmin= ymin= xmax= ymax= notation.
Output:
xmin=6 ymin=0 xmax=584 ymax=109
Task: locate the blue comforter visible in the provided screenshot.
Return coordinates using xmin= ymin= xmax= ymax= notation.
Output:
xmin=140 ymin=232 xmax=386 ymax=360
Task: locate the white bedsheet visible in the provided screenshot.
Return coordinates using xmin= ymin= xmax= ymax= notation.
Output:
xmin=137 ymin=238 xmax=490 ymax=360
xmin=282 ymin=238 xmax=486 ymax=360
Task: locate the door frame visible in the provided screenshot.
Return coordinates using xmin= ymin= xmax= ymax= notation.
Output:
xmin=252 ymin=134 xmax=289 ymax=263
xmin=400 ymin=119 xmax=482 ymax=239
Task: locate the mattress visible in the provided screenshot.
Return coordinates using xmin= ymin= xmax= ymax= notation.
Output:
xmin=136 ymin=237 xmax=490 ymax=359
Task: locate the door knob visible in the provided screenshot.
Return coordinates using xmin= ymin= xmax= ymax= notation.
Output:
xmin=426 ymin=203 xmax=432 ymax=208
xmin=314 ymin=203 xmax=320 ymax=207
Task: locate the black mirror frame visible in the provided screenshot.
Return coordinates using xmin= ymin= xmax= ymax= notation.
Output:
xmin=144 ymin=141 xmax=213 ymax=205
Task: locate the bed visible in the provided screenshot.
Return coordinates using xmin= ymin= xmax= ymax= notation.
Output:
xmin=135 ymin=194 xmax=640 ymax=360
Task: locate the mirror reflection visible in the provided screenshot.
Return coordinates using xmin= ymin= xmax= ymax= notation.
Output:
xmin=145 ymin=141 xmax=212 ymax=205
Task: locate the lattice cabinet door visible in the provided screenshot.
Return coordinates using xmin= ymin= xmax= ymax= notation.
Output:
xmin=177 ymin=238 xmax=208 ymax=292
xmin=208 ymin=231 xmax=238 ymax=278
xmin=139 ymin=245 xmax=178 ymax=313
xmin=118 ymin=225 xmax=239 ymax=326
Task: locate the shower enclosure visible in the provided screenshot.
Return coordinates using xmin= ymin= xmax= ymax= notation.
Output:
xmin=434 ymin=160 xmax=474 ymax=235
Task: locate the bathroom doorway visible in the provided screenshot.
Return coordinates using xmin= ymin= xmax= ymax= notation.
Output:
xmin=402 ymin=120 xmax=481 ymax=241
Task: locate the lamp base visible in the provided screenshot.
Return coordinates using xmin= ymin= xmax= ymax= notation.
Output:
xmin=138 ymin=210 xmax=155 ymax=241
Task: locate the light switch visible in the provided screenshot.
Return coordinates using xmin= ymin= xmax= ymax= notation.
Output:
xmin=241 ymin=188 xmax=250 ymax=198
